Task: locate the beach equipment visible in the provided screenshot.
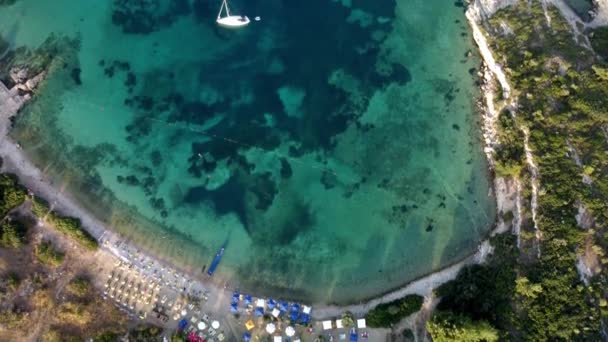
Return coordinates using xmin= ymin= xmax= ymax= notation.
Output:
xmin=212 ymin=320 xmax=220 ymax=329
xmin=271 ymin=308 xmax=280 ymax=318
xmin=350 ymin=328 xmax=358 ymax=342
xmin=322 ymin=320 xmax=333 ymax=330
xmin=336 ymin=319 xmax=343 ymax=329
xmin=198 ymin=321 xmax=207 ymax=330
xmin=230 ymin=302 xmax=238 ymax=313
xmin=245 ymin=319 xmax=255 ymax=330
xmin=285 ymin=326 xmax=295 ymax=337
xmin=273 ymin=337 xmax=282 ymax=342
xmin=256 ymin=298 xmax=265 ymax=308
xmin=244 ymin=295 xmax=253 ymax=305
xmin=181 ymin=309 xmax=187 ymax=316
xmin=290 ymin=303 xmax=300 ymax=321
xmin=266 ymin=323 xmax=276 ymax=334
xmin=300 ymin=305 xmax=311 ymax=324
xmin=279 ymin=301 xmax=289 ymax=312
xmin=243 ymin=332 xmax=252 ymax=342
xmin=357 ymin=319 xmax=366 ymax=329
xmin=232 ymin=292 xmax=240 ymax=303
xmin=178 ymin=319 xmax=188 ymax=329
xmin=216 ymin=0 xmax=250 ymax=28
xmin=267 ymin=298 xmax=276 ymax=310
xmin=255 ymin=307 xmax=264 ymax=316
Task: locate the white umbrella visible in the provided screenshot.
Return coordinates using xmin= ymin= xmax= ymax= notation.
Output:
xmin=212 ymin=320 xmax=220 ymax=329
xmin=198 ymin=321 xmax=207 ymax=330
xmin=266 ymin=323 xmax=276 ymax=334
xmin=285 ymin=326 xmax=295 ymax=337
xmin=181 ymin=309 xmax=187 ymax=317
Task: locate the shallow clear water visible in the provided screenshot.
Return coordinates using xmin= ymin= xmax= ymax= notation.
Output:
xmin=1 ymin=0 xmax=495 ymax=303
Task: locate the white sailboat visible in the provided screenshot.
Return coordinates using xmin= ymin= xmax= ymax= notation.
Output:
xmin=216 ymin=0 xmax=250 ymax=28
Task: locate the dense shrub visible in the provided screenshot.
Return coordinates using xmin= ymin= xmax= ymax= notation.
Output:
xmin=0 ymin=219 xmax=28 ymax=248
xmin=35 ymin=240 xmax=64 ymax=267
xmin=0 ymin=174 xmax=26 ymax=218
xmin=366 ymin=294 xmax=423 ymax=327
xmin=427 ymin=311 xmax=498 ymax=342
xmin=32 ymin=196 xmax=98 ymax=251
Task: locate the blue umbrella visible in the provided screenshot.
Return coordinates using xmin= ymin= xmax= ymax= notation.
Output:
xmin=279 ymin=301 xmax=289 ymax=312
xmin=243 ymin=332 xmax=251 ymax=342
xmin=232 ymin=292 xmax=240 ymax=303
xmin=291 ymin=303 xmax=300 ymax=313
xmin=267 ymin=298 xmax=276 ymax=310
xmin=255 ymin=307 xmax=264 ymax=316
xmin=290 ymin=311 xmax=298 ymax=322
xmin=244 ymin=295 xmax=253 ymax=305
xmin=178 ymin=319 xmax=188 ymax=330
xmin=350 ymin=328 xmax=358 ymax=342
xmin=230 ymin=302 xmax=238 ymax=313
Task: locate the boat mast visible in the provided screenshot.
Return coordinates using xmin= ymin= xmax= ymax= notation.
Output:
xmin=217 ymin=0 xmax=231 ymax=19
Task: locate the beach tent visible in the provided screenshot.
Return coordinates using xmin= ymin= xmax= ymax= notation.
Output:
xmin=290 ymin=303 xmax=300 ymax=322
xmin=299 ymin=306 xmax=311 ymax=324
xmin=255 ymin=307 xmax=264 ymax=316
xmin=357 ymin=319 xmax=366 ymax=329
xmin=285 ymin=326 xmax=295 ymax=337
xmin=336 ymin=319 xmax=344 ymax=329
xmin=230 ymin=302 xmax=238 ymax=313
xmin=211 ymin=320 xmax=220 ymax=329
xmin=243 ymin=332 xmax=251 ymax=342
xmin=322 ymin=320 xmax=333 ymax=330
xmin=350 ymin=328 xmax=358 ymax=342
xmin=198 ymin=321 xmax=207 ymax=330
xmin=279 ymin=301 xmax=289 ymax=312
xmin=244 ymin=295 xmax=253 ymax=305
xmin=179 ymin=319 xmax=188 ymax=329
xmin=267 ymin=298 xmax=276 ymax=310
xmin=266 ymin=323 xmax=276 ymax=334
xmin=245 ymin=319 xmax=255 ymax=330
xmin=271 ymin=308 xmax=281 ymax=318
xmin=256 ymin=298 xmax=265 ymax=308
xmin=232 ymin=292 xmax=240 ymax=303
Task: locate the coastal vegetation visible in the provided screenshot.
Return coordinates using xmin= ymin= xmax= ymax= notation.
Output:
xmin=427 ymin=2 xmax=608 ymax=340
xmin=34 ymin=240 xmax=64 ymax=267
xmin=365 ymin=294 xmax=423 ymax=328
xmin=31 ymin=196 xmax=99 ymax=250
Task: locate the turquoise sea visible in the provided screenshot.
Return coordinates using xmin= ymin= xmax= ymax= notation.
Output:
xmin=0 ymin=0 xmax=495 ymax=303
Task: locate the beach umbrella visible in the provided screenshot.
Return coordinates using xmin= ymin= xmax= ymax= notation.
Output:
xmin=245 ymin=319 xmax=255 ymax=331
xmin=267 ymin=298 xmax=276 ymax=310
xmin=255 ymin=307 xmax=264 ymax=316
xmin=232 ymin=292 xmax=240 ymax=303
xmin=243 ymin=332 xmax=251 ymax=342
xmin=285 ymin=326 xmax=295 ymax=337
xmin=198 ymin=321 xmax=207 ymax=330
xmin=230 ymin=302 xmax=238 ymax=313
xmin=244 ymin=295 xmax=253 ymax=305
xmin=212 ymin=320 xmax=220 ymax=329
xmin=181 ymin=309 xmax=187 ymax=317
xmin=266 ymin=323 xmax=276 ymax=334
xmin=279 ymin=301 xmax=289 ymax=312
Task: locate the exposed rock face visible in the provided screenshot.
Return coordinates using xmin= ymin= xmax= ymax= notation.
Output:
xmin=590 ymin=0 xmax=608 ymax=27
xmin=467 ymin=0 xmax=517 ymax=21
xmin=575 ymin=201 xmax=595 ymax=229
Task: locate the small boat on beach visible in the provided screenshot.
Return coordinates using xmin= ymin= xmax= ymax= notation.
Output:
xmin=207 ymin=244 xmax=226 ymax=276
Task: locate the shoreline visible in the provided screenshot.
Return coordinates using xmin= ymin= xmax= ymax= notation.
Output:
xmin=0 ymin=0 xmax=516 ymax=325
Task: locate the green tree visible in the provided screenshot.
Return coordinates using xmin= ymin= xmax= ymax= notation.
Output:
xmin=427 ymin=311 xmax=499 ymax=342
xmin=341 ymin=311 xmax=355 ymax=328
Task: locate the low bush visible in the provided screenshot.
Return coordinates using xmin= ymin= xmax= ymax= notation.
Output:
xmin=366 ymin=294 xmax=423 ymax=327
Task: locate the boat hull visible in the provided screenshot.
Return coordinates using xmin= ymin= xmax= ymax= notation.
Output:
xmin=216 ymin=16 xmax=250 ymax=28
